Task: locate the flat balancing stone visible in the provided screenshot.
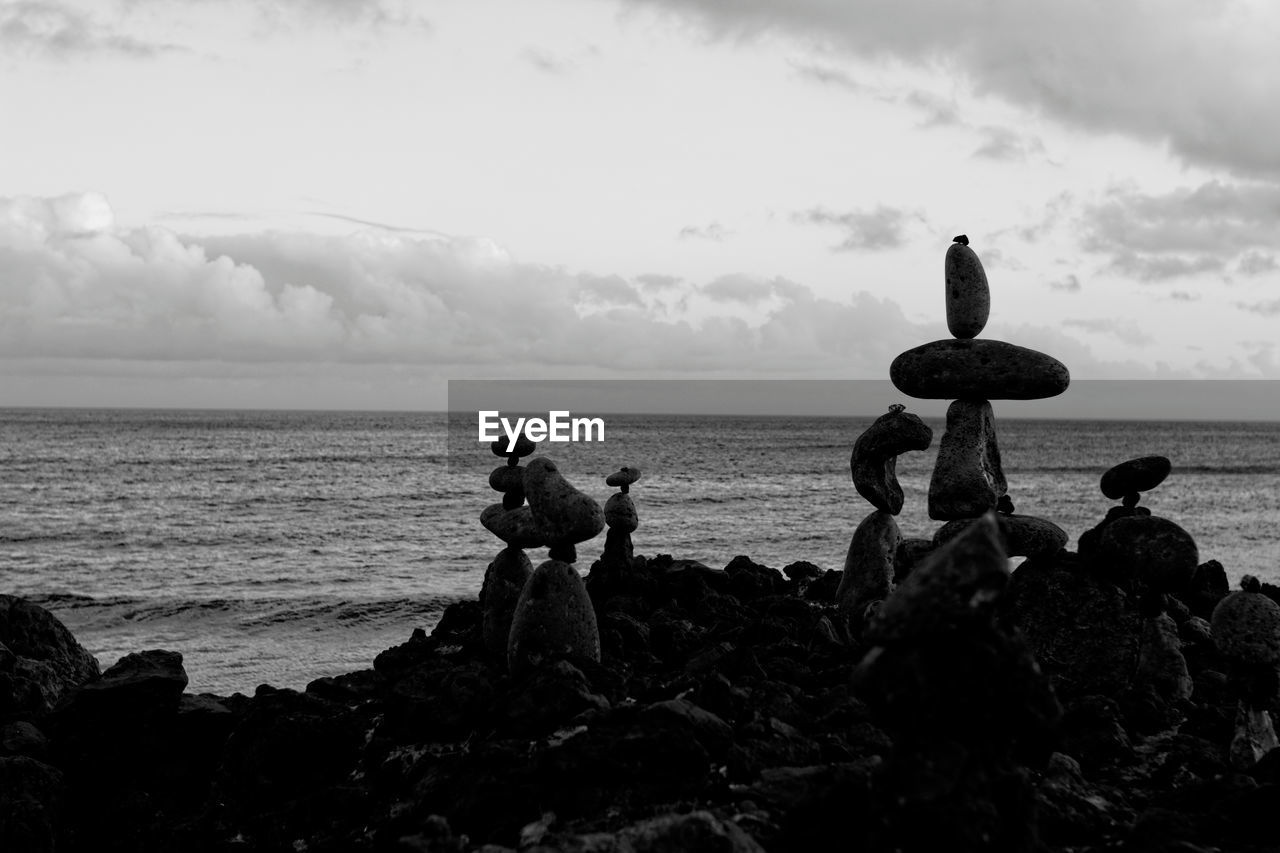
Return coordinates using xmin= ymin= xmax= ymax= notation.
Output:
xmin=890 ymin=339 xmax=1070 ymax=400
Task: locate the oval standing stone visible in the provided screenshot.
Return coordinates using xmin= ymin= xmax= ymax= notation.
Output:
xmin=524 ymin=457 xmax=605 ymax=548
xmin=604 ymin=492 xmax=638 ymax=533
xmin=836 ymin=509 xmax=901 ymax=613
xmin=890 ymin=339 xmax=1070 ymax=400
xmin=1100 ymin=456 xmax=1172 ymax=500
xmin=507 ymin=558 xmax=601 ymax=676
xmin=481 ymin=546 xmax=533 ymax=659
xmin=928 ymin=399 xmax=1007 ymax=520
xmin=945 ymin=241 xmax=990 ymax=339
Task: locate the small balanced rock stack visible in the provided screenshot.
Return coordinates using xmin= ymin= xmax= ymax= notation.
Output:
xmin=836 ymin=404 xmax=932 ymax=616
xmin=478 ymin=434 xmax=543 ymax=659
xmin=890 ymin=235 xmax=1070 ymax=559
xmin=506 ymin=456 xmax=605 ymax=677
xmin=601 ymin=466 xmax=641 ymax=567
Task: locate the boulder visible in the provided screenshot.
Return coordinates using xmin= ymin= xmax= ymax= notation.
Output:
xmin=508 ymin=559 xmax=601 ymax=677
xmin=0 ymin=595 xmax=100 ymax=720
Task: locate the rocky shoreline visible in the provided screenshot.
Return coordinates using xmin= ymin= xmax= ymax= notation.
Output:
xmin=4 ymin=515 xmax=1280 ymax=853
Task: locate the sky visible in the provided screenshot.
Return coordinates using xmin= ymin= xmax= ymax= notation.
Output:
xmin=1 ymin=0 xmax=1279 ymax=413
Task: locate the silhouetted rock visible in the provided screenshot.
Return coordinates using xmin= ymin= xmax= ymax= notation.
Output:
xmin=928 ymin=399 xmax=1007 ymax=520
xmin=0 ymin=595 xmax=100 ymax=720
xmin=1100 ymin=455 xmax=1172 ymax=501
xmin=836 ymin=510 xmax=900 ymax=614
xmin=850 ymin=405 xmax=933 ymax=514
xmin=480 ymin=546 xmax=533 ymax=659
xmin=508 ymin=559 xmax=600 ymax=677
xmin=1098 ymin=515 xmax=1199 ymax=593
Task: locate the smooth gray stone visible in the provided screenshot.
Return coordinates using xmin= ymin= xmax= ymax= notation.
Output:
xmin=1212 ymin=591 xmax=1280 ymax=665
xmin=1100 ymin=456 xmax=1171 ymax=500
xmin=507 ymin=559 xmax=600 ymax=676
xmin=605 ymin=466 xmax=642 ymax=488
xmin=890 ymin=339 xmax=1070 ymax=400
xmin=1097 ymin=515 xmax=1198 ymax=592
xmin=836 ymin=510 xmax=901 ymax=613
xmin=524 ymin=457 xmax=605 ymax=548
xmin=945 ymin=242 xmax=990 ymax=339
xmin=604 ymin=492 xmax=638 ymax=533
xmin=934 ymin=514 xmax=1067 ymax=558
xmin=480 ymin=503 xmax=547 ymax=548
xmin=928 ymin=399 xmax=1007 ymax=521
xmin=850 ymin=406 xmax=933 ymax=515
xmin=481 ymin=546 xmax=532 ymax=659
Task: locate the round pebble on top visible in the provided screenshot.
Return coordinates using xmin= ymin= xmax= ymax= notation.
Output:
xmin=490 ymin=434 xmax=538 ymax=459
xmin=1100 ymin=456 xmax=1172 ymax=500
xmin=606 ymin=466 xmax=642 ymax=488
xmin=945 ymin=241 xmax=990 ymax=339
xmin=1211 ymin=589 xmax=1280 ymax=665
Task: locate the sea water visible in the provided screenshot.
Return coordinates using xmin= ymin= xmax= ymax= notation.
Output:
xmin=2 ymin=408 xmax=1278 ymax=693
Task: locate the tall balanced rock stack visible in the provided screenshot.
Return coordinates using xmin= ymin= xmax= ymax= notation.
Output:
xmin=479 ymin=435 xmax=542 ymax=659
xmin=601 ymin=466 xmax=641 ymax=568
xmin=837 ymin=405 xmax=932 ymax=616
xmin=506 ymin=457 xmax=605 ymax=677
xmin=890 ymin=236 xmax=1069 ymax=557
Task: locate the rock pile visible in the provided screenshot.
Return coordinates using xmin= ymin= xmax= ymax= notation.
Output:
xmin=890 ymin=236 xmax=1068 ymax=558
xmin=479 ymin=435 xmax=541 ymax=659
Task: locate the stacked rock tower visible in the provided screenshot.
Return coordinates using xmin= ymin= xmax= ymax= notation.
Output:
xmin=890 ymin=236 xmax=1070 ymax=556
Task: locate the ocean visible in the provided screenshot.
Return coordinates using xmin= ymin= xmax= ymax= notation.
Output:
xmin=2 ymin=407 xmax=1278 ymax=695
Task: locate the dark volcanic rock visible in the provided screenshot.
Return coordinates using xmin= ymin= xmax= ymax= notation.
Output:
xmin=523 ymin=457 xmax=605 ymax=552
xmin=934 ymin=513 xmax=1067 ymax=558
xmin=0 ymin=595 xmax=100 ymax=720
xmin=1005 ymin=554 xmax=1143 ymax=701
xmin=508 ymin=559 xmax=601 ymax=677
xmin=1098 ymin=515 xmax=1199 ymax=593
xmin=480 ymin=546 xmax=533 ymax=659
xmin=0 ymin=755 xmax=66 ymax=853
xmin=836 ymin=509 xmax=900 ymax=613
xmin=1101 ymin=455 xmax=1172 ymax=500
xmin=890 ymin=338 xmax=1070 ymax=400
xmin=928 ymin=398 xmax=1008 ymax=520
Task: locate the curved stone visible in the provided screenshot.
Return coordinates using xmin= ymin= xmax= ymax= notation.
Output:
xmin=850 ymin=406 xmax=933 ymax=515
xmin=1097 ymin=515 xmax=1198 ymax=592
xmin=524 ymin=457 xmax=605 ymax=549
xmin=934 ymin=513 xmax=1067 ymax=558
xmin=867 ymin=512 xmax=1009 ymax=644
xmin=604 ymin=492 xmax=638 ymax=533
xmin=480 ymin=503 xmax=547 ymax=548
xmin=606 ymin=466 xmax=642 ymax=488
xmin=945 ymin=241 xmax=990 ymax=339
xmin=1211 ymin=591 xmax=1280 ymax=665
xmin=507 ymin=559 xmax=600 ymax=677
xmin=836 ymin=510 xmax=901 ymax=613
xmin=1100 ymin=456 xmax=1171 ymax=500
xmin=890 ymin=339 xmax=1070 ymax=400
xmin=481 ymin=547 xmax=533 ymax=659
xmin=928 ymin=399 xmax=1007 ymax=521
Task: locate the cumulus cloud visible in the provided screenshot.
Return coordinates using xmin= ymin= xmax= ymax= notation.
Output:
xmin=789 ymin=60 xmax=863 ymax=93
xmin=1081 ymin=180 xmax=1280 ymax=281
xmin=972 ymin=126 xmax=1045 ymax=162
xmin=793 ymin=205 xmax=919 ymax=251
xmin=1237 ymin=299 xmax=1280 ymax=317
xmin=0 ymin=1 xmax=180 ymax=58
xmin=1047 ymin=274 xmax=1080 ymax=293
xmin=1237 ymin=251 xmax=1278 ymax=276
xmin=620 ymin=0 xmax=1280 ymax=178
xmin=0 ymin=192 xmax=933 ymax=376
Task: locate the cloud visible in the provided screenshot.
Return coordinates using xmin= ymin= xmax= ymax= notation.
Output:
xmin=618 ymin=0 xmax=1280 ymax=178
xmin=1080 ymin=180 xmax=1280 ymax=281
xmin=793 ymin=205 xmax=919 ymax=251
xmin=1236 ymin=299 xmax=1280 ymax=317
xmin=1047 ymin=274 xmax=1080 ymax=293
xmin=1237 ymin=251 xmax=1278 ymax=276
xmin=677 ymin=222 xmax=730 ymax=242
xmin=0 ymin=192 xmax=931 ymax=376
xmin=1063 ymin=317 xmax=1153 ymax=347
xmin=902 ymin=89 xmax=960 ymax=127
xmin=523 ymin=46 xmax=571 ymax=74
xmin=789 ymin=60 xmax=863 ymax=93
xmin=972 ymin=125 xmax=1045 ymax=162
xmin=0 ymin=1 xmax=181 ymax=59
